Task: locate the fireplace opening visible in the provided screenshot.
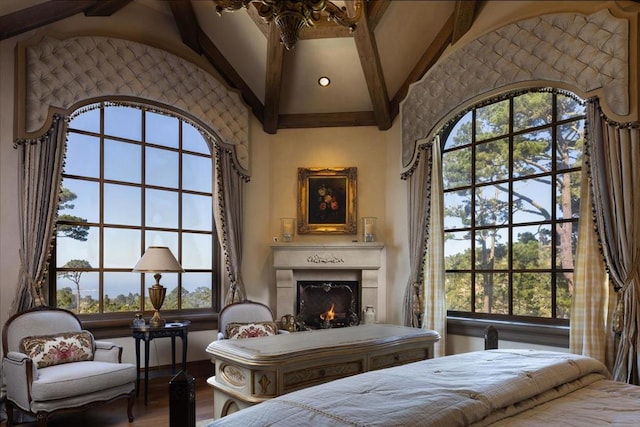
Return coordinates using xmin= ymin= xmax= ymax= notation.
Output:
xmin=296 ymin=281 xmax=360 ymax=330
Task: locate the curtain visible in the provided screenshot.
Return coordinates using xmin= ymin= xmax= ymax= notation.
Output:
xmin=214 ymin=148 xmax=247 ymax=305
xmin=11 ymin=115 xmax=67 ymax=314
xmin=402 ymin=144 xmax=432 ymax=328
xmin=423 ymin=139 xmax=446 ymax=357
xmin=588 ymin=99 xmax=640 ymax=384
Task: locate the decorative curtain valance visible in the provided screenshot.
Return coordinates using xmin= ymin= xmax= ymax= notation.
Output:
xmin=401 ymin=8 xmax=630 ymax=178
xmin=15 ymin=34 xmax=250 ymax=177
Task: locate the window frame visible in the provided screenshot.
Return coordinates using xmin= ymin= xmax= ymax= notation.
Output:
xmin=48 ymin=102 xmax=221 ymax=338
xmin=441 ymin=88 xmax=585 ymax=332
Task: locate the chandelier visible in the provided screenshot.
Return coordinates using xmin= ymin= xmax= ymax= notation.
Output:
xmin=213 ymin=0 xmax=363 ymax=50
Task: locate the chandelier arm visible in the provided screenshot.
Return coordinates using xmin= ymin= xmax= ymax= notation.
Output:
xmin=324 ymin=0 xmax=362 ymax=29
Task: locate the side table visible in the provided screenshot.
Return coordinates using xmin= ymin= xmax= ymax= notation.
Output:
xmin=131 ymin=320 xmax=190 ymax=405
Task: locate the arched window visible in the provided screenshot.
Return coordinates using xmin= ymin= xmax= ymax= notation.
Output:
xmin=443 ymin=89 xmax=584 ymax=324
xmin=51 ymin=103 xmax=217 ymax=322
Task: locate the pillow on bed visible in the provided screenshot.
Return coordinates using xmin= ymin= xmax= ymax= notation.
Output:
xmin=20 ymin=331 xmax=95 ymax=368
xmin=226 ymin=321 xmax=278 ymax=339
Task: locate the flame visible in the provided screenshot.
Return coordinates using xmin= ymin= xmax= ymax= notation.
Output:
xmin=320 ymin=304 xmax=335 ymax=321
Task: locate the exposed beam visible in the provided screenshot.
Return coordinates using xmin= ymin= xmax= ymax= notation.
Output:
xmin=0 ymin=0 xmax=99 ymax=40
xmin=84 ymin=0 xmax=132 ymax=16
xmin=279 ymin=111 xmax=377 ymax=129
xmin=263 ymin=24 xmax=285 ymax=134
xmin=352 ymin=1 xmax=391 ymax=130
xmin=197 ymin=28 xmax=264 ymax=122
xmin=168 ymin=0 xmax=201 ymax=53
xmin=390 ymin=12 xmax=455 ymax=122
xmin=367 ymin=0 xmax=391 ymax=31
xmin=452 ymin=0 xmax=479 ymax=44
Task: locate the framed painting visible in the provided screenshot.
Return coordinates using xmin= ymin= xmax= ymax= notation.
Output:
xmin=297 ymin=167 xmax=357 ymax=234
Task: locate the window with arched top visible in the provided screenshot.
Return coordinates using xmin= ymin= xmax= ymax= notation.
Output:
xmin=442 ymin=89 xmax=585 ymax=324
xmin=51 ymin=102 xmax=218 ymax=323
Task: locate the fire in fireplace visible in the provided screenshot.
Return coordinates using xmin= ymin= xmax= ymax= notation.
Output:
xmin=296 ymin=281 xmax=359 ymax=329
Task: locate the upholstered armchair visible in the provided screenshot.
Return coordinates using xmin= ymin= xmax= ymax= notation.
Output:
xmin=2 ymin=306 xmax=137 ymax=426
xmin=217 ymin=300 xmax=289 ymax=340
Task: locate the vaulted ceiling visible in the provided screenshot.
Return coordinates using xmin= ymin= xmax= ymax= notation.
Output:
xmin=0 ymin=0 xmax=481 ymax=134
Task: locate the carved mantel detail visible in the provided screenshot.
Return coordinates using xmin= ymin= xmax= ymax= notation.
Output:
xmin=306 ymin=253 xmax=344 ymax=264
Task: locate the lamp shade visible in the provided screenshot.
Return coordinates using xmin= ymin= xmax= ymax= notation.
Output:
xmin=132 ymin=246 xmax=183 ymax=272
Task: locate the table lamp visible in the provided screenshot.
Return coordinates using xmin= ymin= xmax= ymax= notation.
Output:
xmin=132 ymin=246 xmax=183 ymax=327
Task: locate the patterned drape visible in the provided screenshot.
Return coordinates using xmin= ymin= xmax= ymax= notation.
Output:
xmin=214 ymin=148 xmax=248 ymax=305
xmin=11 ymin=115 xmax=67 ymax=314
xmin=587 ymin=99 xmax=640 ymax=384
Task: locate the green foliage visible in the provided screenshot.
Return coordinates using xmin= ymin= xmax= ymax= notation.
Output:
xmin=57 ymin=188 xmax=89 ymax=241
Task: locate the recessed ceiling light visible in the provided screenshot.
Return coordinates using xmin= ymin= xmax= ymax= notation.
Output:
xmin=318 ymin=76 xmax=331 ymax=87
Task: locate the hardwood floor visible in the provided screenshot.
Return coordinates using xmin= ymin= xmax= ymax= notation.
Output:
xmin=1 ymin=361 xmax=215 ymax=427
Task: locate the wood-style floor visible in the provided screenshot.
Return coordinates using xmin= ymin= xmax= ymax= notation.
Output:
xmin=1 ymin=361 xmax=215 ymax=427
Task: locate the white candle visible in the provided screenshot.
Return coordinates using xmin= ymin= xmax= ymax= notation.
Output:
xmin=364 ymin=222 xmax=372 ymax=235
xmin=283 ymin=222 xmax=293 ymax=235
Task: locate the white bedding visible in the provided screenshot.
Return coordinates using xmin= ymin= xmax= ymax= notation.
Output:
xmin=209 ymin=349 xmax=640 ymax=427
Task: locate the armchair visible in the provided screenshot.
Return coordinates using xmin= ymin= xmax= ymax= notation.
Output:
xmin=217 ymin=300 xmax=288 ymax=340
xmin=2 ymin=306 xmax=136 ymax=426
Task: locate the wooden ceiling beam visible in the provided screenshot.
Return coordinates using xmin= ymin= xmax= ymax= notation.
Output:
xmin=168 ymin=0 xmax=201 ymax=54
xmin=264 ymin=24 xmax=285 ymax=134
xmin=367 ymin=0 xmax=391 ymax=31
xmin=83 ymin=0 xmax=132 ymax=16
xmin=352 ymin=1 xmax=391 ymax=130
xmin=0 ymin=0 xmax=99 ymax=40
xmin=279 ymin=111 xmax=377 ymax=129
xmin=452 ymin=0 xmax=479 ymax=44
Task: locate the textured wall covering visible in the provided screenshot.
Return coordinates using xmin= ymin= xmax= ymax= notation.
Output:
xmin=401 ymin=9 xmax=629 ymax=176
xmin=16 ymin=35 xmax=250 ymax=176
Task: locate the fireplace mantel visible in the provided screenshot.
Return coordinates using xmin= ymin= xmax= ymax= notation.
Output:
xmin=272 ymin=242 xmax=385 ymax=323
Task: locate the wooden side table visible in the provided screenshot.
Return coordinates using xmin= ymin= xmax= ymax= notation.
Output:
xmin=131 ymin=320 xmax=190 ymax=405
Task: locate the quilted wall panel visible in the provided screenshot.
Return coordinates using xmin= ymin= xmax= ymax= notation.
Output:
xmin=401 ymin=9 xmax=629 ymax=176
xmin=17 ymin=35 xmax=250 ymax=176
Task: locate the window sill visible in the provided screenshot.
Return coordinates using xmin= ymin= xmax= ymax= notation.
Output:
xmin=447 ymin=316 xmax=569 ymax=348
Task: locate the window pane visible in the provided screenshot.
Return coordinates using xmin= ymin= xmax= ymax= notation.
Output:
xmin=444 ymin=231 xmax=471 ymax=270
xmin=444 ymin=190 xmax=471 ymax=229
xmin=146 ymin=189 xmax=178 ymax=228
xmin=183 ymin=193 xmax=212 ymax=230
xmin=513 ymin=224 xmax=552 ymax=269
xmin=104 ymin=106 xmax=141 ymax=140
xmin=56 ymin=271 xmax=99 ymax=314
xmin=556 ymin=273 xmax=573 ymax=319
xmin=442 ymin=148 xmax=471 ymax=189
xmin=513 ymin=272 xmax=551 ymax=316
xmin=104 ymin=272 xmax=141 ymax=313
xmin=60 ymin=178 xmax=100 ymax=223
xmin=183 ymin=123 xmax=209 ymax=154
xmin=513 ymin=92 xmax=552 ymax=131
xmin=475 ymin=138 xmax=508 ymax=183
xmin=182 ymin=273 xmax=213 ymax=308
xmin=513 ymin=129 xmax=552 ymax=178
xmin=512 ymin=178 xmax=551 ymax=224
xmin=65 ymin=133 xmax=100 ymax=178
xmin=445 ymin=272 xmax=471 ymax=311
xmin=104 ymin=227 xmax=141 ymax=268
xmin=56 ymin=225 xmax=100 ymax=267
xmin=475 ymin=185 xmax=509 ymax=226
xmin=182 ymin=233 xmax=212 ymax=269
xmin=556 ymin=171 xmax=580 ymax=219
xmin=475 ymin=272 xmax=508 ymax=314
xmin=69 ymin=107 xmax=100 ymax=133
xmin=183 ymin=154 xmax=212 ymax=193
xmin=558 ymin=93 xmax=585 ymax=120
xmin=144 ymin=231 xmax=178 ymax=252
xmin=104 ymin=183 xmax=141 ymax=226
xmin=475 ymin=228 xmax=508 ymax=270
xmin=557 ymin=120 xmax=584 ymax=170
xmin=444 ymin=111 xmax=472 ymax=150
xmin=104 ymin=139 xmax=141 ymax=183
xmin=476 ymin=99 xmax=509 ymax=141
xmin=146 ymin=147 xmax=178 ymax=188
xmin=146 ymin=111 xmax=178 ymax=148
xmin=556 ymin=221 xmax=578 ymax=269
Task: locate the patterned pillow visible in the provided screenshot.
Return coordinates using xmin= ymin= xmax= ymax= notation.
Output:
xmin=20 ymin=331 xmax=95 ymax=368
xmin=226 ymin=322 xmax=278 ymax=339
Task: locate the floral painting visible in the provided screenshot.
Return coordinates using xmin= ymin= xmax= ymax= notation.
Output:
xmin=297 ymin=167 xmax=357 ymax=234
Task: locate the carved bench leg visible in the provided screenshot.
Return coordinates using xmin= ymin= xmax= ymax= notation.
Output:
xmin=127 ymin=390 xmax=136 ymax=422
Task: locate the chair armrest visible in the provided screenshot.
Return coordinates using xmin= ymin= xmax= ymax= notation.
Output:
xmin=4 ymin=353 xmax=37 ymax=409
xmin=94 ymin=341 xmax=123 ymax=363
xmin=217 ymin=331 xmax=225 ymax=341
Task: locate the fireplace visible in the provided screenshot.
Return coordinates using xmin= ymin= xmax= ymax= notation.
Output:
xmin=297 ymin=281 xmax=360 ymax=329
xmin=272 ymin=242 xmax=385 ymax=325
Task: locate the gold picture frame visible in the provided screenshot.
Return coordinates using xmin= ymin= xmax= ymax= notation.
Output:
xmin=297 ymin=167 xmax=357 ymax=234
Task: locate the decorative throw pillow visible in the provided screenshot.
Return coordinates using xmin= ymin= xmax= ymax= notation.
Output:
xmin=226 ymin=322 xmax=278 ymax=339
xmin=20 ymin=331 xmax=95 ymax=368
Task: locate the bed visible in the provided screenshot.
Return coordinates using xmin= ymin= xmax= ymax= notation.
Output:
xmin=208 ymin=349 xmax=640 ymax=426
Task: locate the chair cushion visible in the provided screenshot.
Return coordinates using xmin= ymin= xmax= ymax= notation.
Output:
xmin=30 ymin=361 xmax=136 ymax=401
xmin=226 ymin=321 xmax=278 ymax=339
xmin=20 ymin=331 xmax=94 ymax=368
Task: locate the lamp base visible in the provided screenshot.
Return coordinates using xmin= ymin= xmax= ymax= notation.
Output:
xmin=149 ymin=310 xmax=166 ymax=327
